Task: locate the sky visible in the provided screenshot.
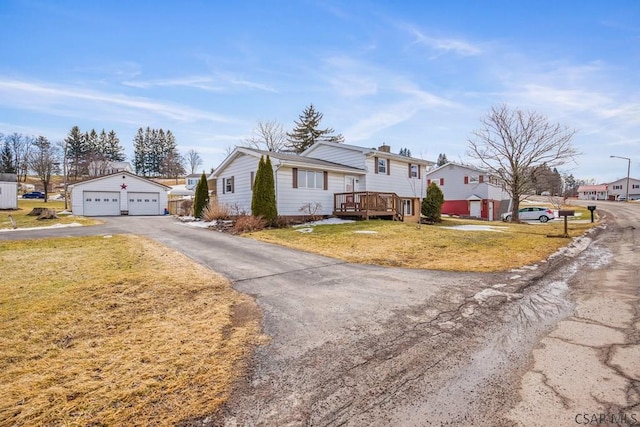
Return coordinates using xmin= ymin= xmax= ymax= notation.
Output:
xmin=0 ymin=0 xmax=638 ymax=183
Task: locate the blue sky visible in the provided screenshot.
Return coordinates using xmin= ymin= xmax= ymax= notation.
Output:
xmin=1 ymin=0 xmax=638 ymax=182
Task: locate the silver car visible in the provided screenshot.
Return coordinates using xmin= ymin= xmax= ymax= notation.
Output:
xmin=502 ymin=207 xmax=554 ymax=222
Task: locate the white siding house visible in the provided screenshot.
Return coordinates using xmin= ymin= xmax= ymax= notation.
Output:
xmin=0 ymin=173 xmax=18 ymax=209
xmin=425 ymin=163 xmax=510 ymax=221
xmin=212 ymin=147 xmax=366 ymax=217
xmin=607 ymin=177 xmax=640 ymax=200
xmin=212 ymin=143 xmax=435 ymax=220
xmin=69 ymin=171 xmax=170 ymax=216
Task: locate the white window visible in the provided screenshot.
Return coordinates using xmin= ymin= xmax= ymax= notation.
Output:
xmin=633 ymin=184 xmax=639 ymax=189
xmin=469 ymin=175 xmax=479 ymax=183
xmin=377 ymin=158 xmax=387 ymax=174
xmin=297 ymin=169 xmax=324 ymax=189
xmin=410 ymin=165 xmax=418 ymax=178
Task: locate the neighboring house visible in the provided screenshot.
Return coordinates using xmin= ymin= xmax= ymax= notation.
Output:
xmin=88 ymin=160 xmax=133 ymax=177
xmin=185 ymin=173 xmax=201 ymax=190
xmin=0 ymin=173 xmax=18 ymax=209
xmin=424 ymin=163 xmax=510 ymax=221
xmin=69 ymin=171 xmax=170 ymax=216
xmin=577 ymin=184 xmax=608 ymax=201
xmin=607 ymin=177 xmax=640 ymax=200
xmin=211 ymin=142 xmax=434 ymax=220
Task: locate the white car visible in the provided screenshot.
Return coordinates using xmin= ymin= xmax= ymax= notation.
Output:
xmin=502 ymin=207 xmax=554 ymax=222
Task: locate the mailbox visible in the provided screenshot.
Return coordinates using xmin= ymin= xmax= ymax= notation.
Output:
xmin=587 ymin=205 xmax=596 ymax=223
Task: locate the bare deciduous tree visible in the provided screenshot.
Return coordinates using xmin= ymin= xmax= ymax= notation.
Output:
xmin=29 ymin=136 xmax=60 ymax=202
xmin=467 ymin=104 xmax=578 ymax=222
xmin=6 ymin=132 xmax=33 ymax=182
xmin=186 ymin=149 xmax=203 ymax=174
xmin=244 ymin=120 xmax=287 ymax=152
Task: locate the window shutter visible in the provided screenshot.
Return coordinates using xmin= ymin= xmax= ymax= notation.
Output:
xmin=387 ymin=159 xmax=390 ymax=175
xmin=408 ymin=163 xmax=412 ymax=178
xmin=374 ymin=157 xmax=379 ymax=174
xmin=250 ymin=171 xmax=255 ymax=190
xmin=418 ymin=166 xmax=421 ymax=179
xmin=427 ymin=179 xmax=431 ymax=186
xmin=292 ymin=168 xmax=298 ymax=188
xmin=231 ymin=176 xmax=235 ymax=193
xmin=479 ymin=175 xmax=484 ymax=183
xmin=464 ymin=176 xmax=469 ymax=184
xmin=222 ymin=178 xmax=226 ymax=194
xmin=440 ymin=178 xmax=444 ymax=186
xmin=323 ymin=171 xmax=328 ymax=190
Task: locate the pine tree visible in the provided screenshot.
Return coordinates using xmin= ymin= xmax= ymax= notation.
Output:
xmin=105 ymin=130 xmax=125 ymax=161
xmin=421 ymin=182 xmax=445 ymax=223
xmin=286 ymin=104 xmax=344 ymax=153
xmin=398 ymin=147 xmax=412 ymax=157
xmin=193 ymin=172 xmax=209 ymax=218
xmin=251 ymin=155 xmax=278 ymax=225
xmin=436 ymin=153 xmax=448 ymax=166
xmin=64 ymin=126 xmax=87 ymax=180
xmin=0 ymin=139 xmax=16 ymax=173
xmin=133 ymin=128 xmax=147 ymax=176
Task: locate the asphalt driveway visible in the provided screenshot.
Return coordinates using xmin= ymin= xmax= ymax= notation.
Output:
xmin=0 ymin=214 xmax=611 ymax=425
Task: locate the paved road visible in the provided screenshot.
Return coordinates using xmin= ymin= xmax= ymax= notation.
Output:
xmin=1 ymin=202 xmax=636 ymax=425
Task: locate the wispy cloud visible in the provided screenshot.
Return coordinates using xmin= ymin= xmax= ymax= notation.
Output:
xmin=0 ymin=78 xmax=236 ymax=124
xmin=123 ymin=74 xmax=277 ymax=93
xmin=403 ymin=25 xmax=483 ymax=57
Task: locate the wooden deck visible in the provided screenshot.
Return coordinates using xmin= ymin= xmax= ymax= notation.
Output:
xmin=333 ymin=191 xmax=403 ymax=221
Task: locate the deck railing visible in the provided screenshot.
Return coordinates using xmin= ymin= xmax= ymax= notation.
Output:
xmin=333 ymin=191 xmax=403 ymax=220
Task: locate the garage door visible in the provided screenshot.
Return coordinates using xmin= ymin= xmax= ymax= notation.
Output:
xmin=83 ymin=191 xmax=121 ymax=216
xmin=128 ymin=192 xmax=160 ymax=215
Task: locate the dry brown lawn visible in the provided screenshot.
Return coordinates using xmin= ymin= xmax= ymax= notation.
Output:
xmin=0 ymin=235 xmax=263 ymax=426
xmin=0 ymin=199 xmax=97 ymax=230
xmin=248 ymin=216 xmax=596 ymax=272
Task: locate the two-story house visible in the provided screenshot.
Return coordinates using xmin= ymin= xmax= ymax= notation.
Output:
xmin=424 ymin=162 xmax=510 ymax=221
xmin=212 ymin=142 xmax=434 ymax=221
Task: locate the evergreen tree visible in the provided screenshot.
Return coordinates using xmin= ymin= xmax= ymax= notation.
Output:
xmin=0 ymin=139 xmax=16 ymax=173
xmin=286 ymin=104 xmax=344 ymax=153
xmin=133 ymin=127 xmax=147 ymax=176
xmin=421 ymin=182 xmax=445 ymax=223
xmin=193 ymin=172 xmax=209 ymax=218
xmin=105 ymin=130 xmax=125 ymax=161
xmin=436 ymin=153 xmax=448 ymax=166
xmin=65 ymin=126 xmax=87 ymax=180
xmin=251 ymin=155 xmax=278 ymax=225
xmin=398 ymin=147 xmax=412 ymax=157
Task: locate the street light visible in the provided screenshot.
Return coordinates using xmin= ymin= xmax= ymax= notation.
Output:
xmin=610 ymin=155 xmax=630 ymax=202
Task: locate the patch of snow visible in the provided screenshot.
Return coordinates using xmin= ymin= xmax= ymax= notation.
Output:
xmin=293 ymin=218 xmax=355 ymax=228
xmin=296 ymin=227 xmax=314 ymax=233
xmin=473 ymin=288 xmax=523 ymax=304
xmin=0 ymin=222 xmax=83 ymax=232
xmin=510 ymin=275 xmax=522 ymax=280
xmin=441 ymin=225 xmax=507 ymax=232
xmin=354 ymin=230 xmax=378 ymax=234
xmin=492 ymin=283 xmax=508 ymax=289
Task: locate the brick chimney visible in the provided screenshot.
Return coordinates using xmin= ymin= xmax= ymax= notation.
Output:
xmin=378 ymin=143 xmax=391 ymax=153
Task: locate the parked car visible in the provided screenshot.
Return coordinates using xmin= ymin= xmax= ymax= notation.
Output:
xmin=502 ymin=206 xmax=554 ymax=222
xmin=21 ymin=191 xmax=45 ymax=199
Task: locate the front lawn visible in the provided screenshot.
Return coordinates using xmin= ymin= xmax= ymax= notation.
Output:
xmin=247 ymin=217 xmax=597 ymax=272
xmin=0 ymin=199 xmax=97 ymax=230
xmin=0 ymin=235 xmax=262 ymax=425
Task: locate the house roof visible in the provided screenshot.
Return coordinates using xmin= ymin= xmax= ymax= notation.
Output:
xmin=425 ymin=162 xmax=490 ymax=176
xmin=301 ymin=141 xmax=435 ymax=165
xmin=68 ymin=171 xmax=172 ymax=190
xmin=577 ymin=184 xmax=608 ymax=192
xmin=211 ymin=146 xmax=366 ymax=178
xmin=607 ymin=177 xmax=640 ymax=186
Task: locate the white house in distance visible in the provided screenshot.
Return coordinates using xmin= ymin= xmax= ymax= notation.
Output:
xmin=69 ymin=171 xmax=170 ymax=216
xmin=0 ymin=173 xmax=18 ymax=210
xmin=212 ymin=142 xmax=434 ymax=221
xmin=577 ymin=184 xmax=609 ymax=201
xmin=87 ymin=160 xmax=133 ymax=177
xmin=607 ymin=177 xmax=640 ymax=200
xmin=424 ymin=163 xmax=510 ymax=221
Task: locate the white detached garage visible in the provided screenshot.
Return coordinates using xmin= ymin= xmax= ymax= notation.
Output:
xmin=69 ymin=172 xmax=170 ymax=216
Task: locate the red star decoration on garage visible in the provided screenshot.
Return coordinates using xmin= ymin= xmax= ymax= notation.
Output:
xmin=121 ymin=183 xmax=127 ymax=190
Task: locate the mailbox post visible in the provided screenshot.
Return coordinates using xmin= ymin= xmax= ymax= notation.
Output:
xmin=558 ymin=210 xmax=575 ymax=238
xmin=587 ymin=205 xmax=596 ymax=223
